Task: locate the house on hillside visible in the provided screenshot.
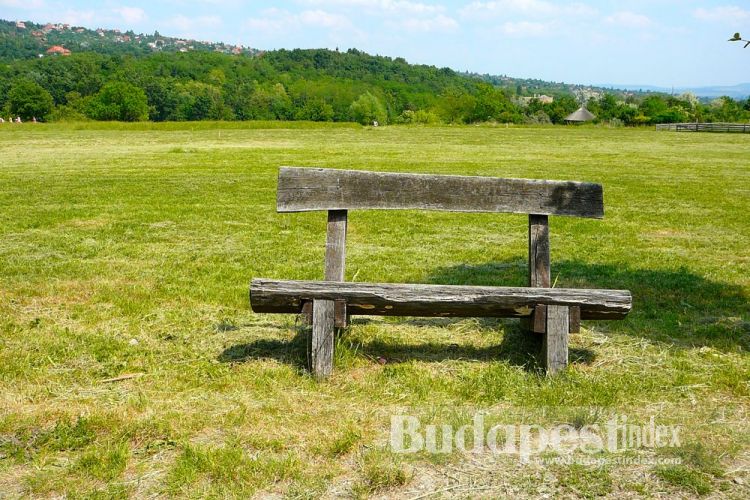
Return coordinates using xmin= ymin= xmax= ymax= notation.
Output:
xmin=15 ymin=21 xmax=26 ymax=29
xmin=46 ymin=45 xmax=72 ymax=56
xmin=535 ymin=94 xmax=554 ymax=104
xmin=519 ymin=94 xmax=554 ymax=105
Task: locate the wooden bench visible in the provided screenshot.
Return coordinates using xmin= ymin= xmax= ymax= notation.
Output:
xmin=250 ymin=167 xmax=632 ymax=378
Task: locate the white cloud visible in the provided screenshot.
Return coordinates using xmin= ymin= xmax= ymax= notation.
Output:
xmin=166 ymin=14 xmax=222 ymax=35
xmin=460 ymin=0 xmax=596 ymax=19
xmin=298 ymin=10 xmax=353 ymax=29
xmin=395 ymin=14 xmax=458 ymax=32
xmin=693 ymin=6 xmax=750 ymax=23
xmin=113 ymin=6 xmax=147 ymax=25
xmin=301 ymin=0 xmax=444 ymax=15
xmin=500 ymin=20 xmax=551 ymax=37
xmin=463 ymin=0 xmax=556 ymax=16
xmin=605 ymin=11 xmax=653 ymax=29
xmin=58 ymin=9 xmax=97 ymax=26
xmin=247 ymin=9 xmax=353 ymax=33
xmin=0 ymin=0 xmax=45 ymax=8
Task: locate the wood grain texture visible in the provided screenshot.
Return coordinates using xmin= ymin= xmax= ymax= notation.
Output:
xmin=527 ymin=214 xmax=551 ymax=334
xmin=334 ymin=299 xmax=347 ymax=328
xmin=325 ymin=210 xmax=348 ymax=327
xmin=528 ymin=214 xmax=551 ymax=288
xmin=311 ymin=299 xmax=334 ymax=379
xmin=277 ymin=167 xmax=604 ymax=218
xmin=545 ymin=305 xmax=569 ymax=375
xmin=569 ymin=305 xmax=581 ymax=333
xmin=250 ymin=279 xmax=632 ymax=319
xmin=324 ymin=210 xmax=347 ymax=281
xmin=300 ymin=300 xmax=312 ymax=325
xmin=531 ymin=304 xmax=547 ymax=333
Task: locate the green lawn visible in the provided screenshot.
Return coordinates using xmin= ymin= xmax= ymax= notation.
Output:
xmin=0 ymin=122 xmax=748 ymax=498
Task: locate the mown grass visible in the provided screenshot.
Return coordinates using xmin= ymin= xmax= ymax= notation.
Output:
xmin=0 ymin=121 xmax=748 ymax=497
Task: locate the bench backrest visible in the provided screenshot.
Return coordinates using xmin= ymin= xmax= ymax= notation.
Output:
xmin=276 ymin=166 xmax=605 ymax=303
xmin=277 ymin=167 xmax=604 ymax=218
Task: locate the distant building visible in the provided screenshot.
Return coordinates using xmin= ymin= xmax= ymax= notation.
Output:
xmin=46 ymin=45 xmax=72 ymax=56
xmin=535 ymin=94 xmax=554 ymax=104
xmin=520 ymin=94 xmax=554 ymax=105
xmin=15 ymin=21 xmax=26 ymax=29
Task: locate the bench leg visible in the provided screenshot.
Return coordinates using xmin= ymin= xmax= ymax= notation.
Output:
xmin=301 ymin=300 xmax=313 ymax=325
xmin=545 ymin=305 xmax=569 ymax=375
xmin=525 ymin=214 xmax=550 ymax=334
xmin=311 ymin=299 xmax=335 ymax=379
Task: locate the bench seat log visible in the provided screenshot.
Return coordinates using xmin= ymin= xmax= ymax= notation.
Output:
xmin=250 ymin=279 xmax=632 ymax=320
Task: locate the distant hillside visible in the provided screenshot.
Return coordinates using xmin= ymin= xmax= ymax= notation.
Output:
xmin=465 ymin=72 xmax=637 ymax=102
xmin=3 ymin=18 xmax=629 ymax=102
xmin=0 ymin=19 xmax=257 ymax=60
xmin=596 ymin=82 xmax=750 ymax=99
xmin=1 ymin=18 xmax=747 ymax=125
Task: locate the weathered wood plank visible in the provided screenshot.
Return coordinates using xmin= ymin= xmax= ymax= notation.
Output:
xmin=546 ymin=305 xmax=569 ymax=375
xmin=526 ymin=214 xmax=551 ymax=333
xmin=569 ymin=305 xmax=581 ymax=333
xmin=531 ymin=304 xmax=547 ymax=333
xmin=325 ymin=210 xmax=347 ymax=281
xmin=250 ymin=279 xmax=632 ymax=319
xmin=300 ymin=300 xmax=312 ymax=325
xmin=325 ymin=210 xmax=348 ymax=327
xmin=334 ymin=299 xmax=347 ymax=328
xmin=311 ymin=299 xmax=335 ymax=379
xmin=528 ymin=214 xmax=551 ymax=288
xmin=277 ymin=167 xmax=604 ymax=218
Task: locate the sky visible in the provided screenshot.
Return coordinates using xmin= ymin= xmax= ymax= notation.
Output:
xmin=2 ymin=0 xmax=748 ymax=87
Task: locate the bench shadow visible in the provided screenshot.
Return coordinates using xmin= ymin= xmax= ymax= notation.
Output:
xmin=355 ymin=321 xmax=595 ymax=372
xmin=428 ymin=259 xmax=750 ymax=352
xmin=219 ymin=328 xmax=309 ymax=369
xmin=218 ymin=318 xmax=596 ymax=373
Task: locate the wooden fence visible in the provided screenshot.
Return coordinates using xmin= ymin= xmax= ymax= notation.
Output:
xmin=656 ymin=122 xmax=750 ymax=133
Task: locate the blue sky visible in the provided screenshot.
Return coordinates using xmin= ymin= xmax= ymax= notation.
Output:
xmin=2 ymin=1 xmax=748 ymax=86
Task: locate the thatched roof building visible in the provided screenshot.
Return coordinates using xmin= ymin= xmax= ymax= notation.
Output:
xmin=565 ymin=107 xmax=596 ymax=122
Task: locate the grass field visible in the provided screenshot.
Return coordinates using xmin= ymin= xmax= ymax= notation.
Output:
xmin=0 ymin=122 xmax=748 ymax=498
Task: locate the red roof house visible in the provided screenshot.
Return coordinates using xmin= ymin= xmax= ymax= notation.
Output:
xmin=46 ymin=45 xmax=71 ymax=56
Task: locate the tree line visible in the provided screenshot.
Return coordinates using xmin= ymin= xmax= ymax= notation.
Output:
xmin=1 ymin=48 xmax=748 ymax=125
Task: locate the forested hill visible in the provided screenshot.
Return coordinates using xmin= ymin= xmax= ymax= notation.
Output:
xmin=0 ymin=26 xmax=534 ymax=124
xmin=0 ymin=19 xmax=257 ymax=60
xmin=2 ymin=18 xmax=748 ymax=125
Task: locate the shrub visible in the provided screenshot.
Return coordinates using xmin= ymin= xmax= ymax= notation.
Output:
xmin=7 ymin=80 xmax=54 ymax=120
xmin=349 ymin=91 xmax=387 ymax=125
xmin=86 ymin=81 xmax=149 ymax=121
